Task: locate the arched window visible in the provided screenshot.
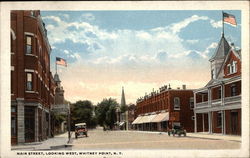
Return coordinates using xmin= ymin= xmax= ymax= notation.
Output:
xmin=174 ymin=97 xmax=180 ymax=110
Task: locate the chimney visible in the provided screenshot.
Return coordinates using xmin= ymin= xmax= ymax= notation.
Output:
xmin=182 ymin=85 xmax=186 ymax=90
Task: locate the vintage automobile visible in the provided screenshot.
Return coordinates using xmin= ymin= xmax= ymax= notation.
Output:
xmin=75 ymin=123 xmax=88 ymax=139
xmin=168 ymin=125 xmax=187 ymax=137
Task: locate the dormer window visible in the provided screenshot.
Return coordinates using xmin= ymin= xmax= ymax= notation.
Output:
xmin=227 ymin=61 xmax=237 ymax=74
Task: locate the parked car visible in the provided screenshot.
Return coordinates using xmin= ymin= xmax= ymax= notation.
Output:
xmin=75 ymin=123 xmax=88 ymax=138
xmin=168 ymin=125 xmax=187 ymax=137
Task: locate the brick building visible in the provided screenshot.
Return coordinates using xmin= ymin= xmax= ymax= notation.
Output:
xmin=193 ymin=35 xmax=241 ymax=135
xmin=11 ymin=10 xmax=55 ymax=144
xmin=132 ymin=85 xmax=195 ymax=132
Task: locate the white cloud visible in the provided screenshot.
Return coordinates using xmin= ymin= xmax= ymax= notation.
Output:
xmin=170 ymin=15 xmax=208 ymax=34
xmin=64 ymin=50 xmax=69 ymax=54
xmin=210 ymin=19 xmax=222 ymax=28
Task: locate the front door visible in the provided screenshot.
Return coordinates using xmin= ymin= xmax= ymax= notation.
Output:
xmin=25 ymin=107 xmax=35 ymax=142
xmin=231 ymin=112 xmax=238 ymax=135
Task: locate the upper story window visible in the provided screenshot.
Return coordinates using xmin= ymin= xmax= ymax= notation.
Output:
xmin=231 ymin=84 xmax=237 ymax=96
xmin=26 ymin=36 xmax=32 ymax=54
xmin=174 ymin=97 xmax=180 ymax=110
xmin=218 ymin=87 xmax=222 ymax=99
xmin=26 ymin=72 xmax=33 ymax=91
xmin=189 ymin=97 xmax=194 ymax=109
xmin=227 ymin=61 xmax=237 ymax=74
xmin=211 ymin=69 xmax=216 ymax=79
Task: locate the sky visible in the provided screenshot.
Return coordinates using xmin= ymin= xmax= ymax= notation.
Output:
xmin=41 ymin=10 xmax=241 ymax=105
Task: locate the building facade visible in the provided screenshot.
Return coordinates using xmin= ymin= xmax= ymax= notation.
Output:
xmin=193 ymin=35 xmax=241 ymax=135
xmin=11 ymin=10 xmax=55 ymax=144
xmin=133 ymin=85 xmax=195 ymax=132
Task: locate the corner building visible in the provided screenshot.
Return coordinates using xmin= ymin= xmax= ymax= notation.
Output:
xmin=133 ymin=85 xmax=195 ymax=132
xmin=193 ymin=35 xmax=241 ymax=135
xmin=11 ymin=10 xmax=55 ymax=144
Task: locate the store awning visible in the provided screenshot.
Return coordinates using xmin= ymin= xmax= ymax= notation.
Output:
xmin=143 ymin=114 xmax=158 ymax=123
xmin=151 ymin=112 xmax=169 ymax=123
xmin=132 ymin=116 xmax=143 ymax=124
xmin=136 ymin=115 xmax=148 ymax=124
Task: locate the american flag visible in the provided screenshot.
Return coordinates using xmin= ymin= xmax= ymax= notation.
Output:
xmin=56 ymin=57 xmax=67 ymax=67
xmin=223 ymin=12 xmax=237 ymax=27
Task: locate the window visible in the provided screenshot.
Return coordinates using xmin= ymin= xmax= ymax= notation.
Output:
xmin=217 ymin=112 xmax=222 ymax=128
xmin=211 ymin=69 xmax=215 ymax=79
xmin=231 ymin=84 xmax=237 ymax=96
xmin=218 ymin=87 xmax=221 ymax=99
xmin=26 ymin=36 xmax=32 ymax=54
xmin=174 ymin=97 xmax=180 ymax=110
xmin=11 ymin=106 xmax=17 ymax=137
xmin=232 ymin=61 xmax=237 ymax=73
xmin=228 ymin=61 xmax=237 ymax=74
xmin=227 ymin=64 xmax=231 ymax=74
xmin=26 ymin=73 xmax=33 ymax=91
xmin=189 ymin=97 xmax=194 ymax=109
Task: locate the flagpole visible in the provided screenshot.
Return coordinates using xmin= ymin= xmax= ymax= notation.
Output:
xmin=55 ymin=60 xmax=57 ymax=74
xmin=222 ymin=11 xmax=224 ymax=37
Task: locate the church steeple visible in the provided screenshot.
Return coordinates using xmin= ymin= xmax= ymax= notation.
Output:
xmin=121 ymin=87 xmax=126 ymax=107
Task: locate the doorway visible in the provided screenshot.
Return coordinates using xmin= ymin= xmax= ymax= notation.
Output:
xmin=231 ymin=111 xmax=238 ymax=135
xmin=25 ymin=106 xmax=35 ymax=142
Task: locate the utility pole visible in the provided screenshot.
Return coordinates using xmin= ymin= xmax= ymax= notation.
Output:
xmin=67 ymin=103 xmax=71 ymax=143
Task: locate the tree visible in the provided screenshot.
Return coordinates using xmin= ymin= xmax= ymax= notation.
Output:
xmin=120 ymin=104 xmax=128 ymax=113
xmin=70 ymin=100 xmax=97 ymax=129
xmin=95 ymin=98 xmax=118 ymax=129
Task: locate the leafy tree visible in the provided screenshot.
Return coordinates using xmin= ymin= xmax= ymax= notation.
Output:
xmin=95 ymin=98 xmax=118 ymax=129
xmin=120 ymin=104 xmax=128 ymax=113
xmin=70 ymin=100 xmax=97 ymax=129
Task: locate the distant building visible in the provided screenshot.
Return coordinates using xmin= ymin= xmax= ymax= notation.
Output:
xmin=54 ymin=73 xmax=64 ymax=105
xmin=118 ymin=87 xmax=128 ymax=130
xmin=127 ymin=104 xmax=136 ymax=130
xmin=133 ymin=85 xmax=195 ymax=132
xmin=193 ymin=35 xmax=241 ymax=135
xmin=11 ymin=10 xmax=55 ymax=144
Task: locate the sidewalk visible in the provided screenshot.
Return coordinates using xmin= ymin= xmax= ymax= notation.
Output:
xmin=122 ymin=130 xmax=241 ymax=142
xmin=187 ymin=132 xmax=241 ymax=142
xmin=11 ymin=132 xmax=72 ymax=151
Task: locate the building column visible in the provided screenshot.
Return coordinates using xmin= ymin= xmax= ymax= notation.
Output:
xmin=208 ymin=111 xmax=211 ymax=134
xmin=223 ymin=110 xmax=226 ymax=135
xmin=17 ymin=99 xmax=25 ymax=143
xmin=35 ymin=107 xmax=39 ymax=141
xmin=194 ymin=112 xmax=197 ymax=133
xmin=208 ymin=88 xmax=211 ymax=106
xmin=202 ymin=113 xmax=205 ymax=132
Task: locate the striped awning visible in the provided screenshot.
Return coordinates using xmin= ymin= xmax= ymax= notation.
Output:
xmin=151 ymin=112 xmax=169 ymax=123
xmin=143 ymin=114 xmax=158 ymax=123
xmin=132 ymin=116 xmax=143 ymax=124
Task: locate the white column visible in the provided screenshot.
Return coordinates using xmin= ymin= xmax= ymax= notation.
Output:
xmin=202 ymin=113 xmax=205 ymax=132
xmin=194 ymin=112 xmax=197 ymax=133
xmin=208 ymin=112 xmax=211 ymax=133
xmin=223 ymin=110 xmax=226 ymax=135
xmin=17 ymin=99 xmax=25 ymax=143
xmin=194 ymin=92 xmax=196 ymax=108
xmin=208 ymin=88 xmax=211 ymax=106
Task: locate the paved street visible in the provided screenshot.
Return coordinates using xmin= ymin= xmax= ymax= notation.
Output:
xmin=71 ymin=127 xmax=240 ymax=150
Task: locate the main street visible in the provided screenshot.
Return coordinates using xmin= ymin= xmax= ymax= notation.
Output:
xmin=71 ymin=127 xmax=240 ymax=150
